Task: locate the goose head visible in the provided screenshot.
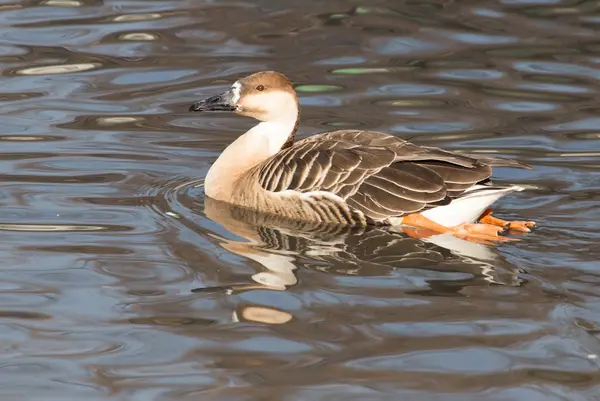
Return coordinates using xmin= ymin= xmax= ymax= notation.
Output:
xmin=189 ymin=71 xmax=298 ymax=123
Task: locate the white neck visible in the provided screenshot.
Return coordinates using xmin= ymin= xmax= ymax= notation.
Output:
xmin=204 ymin=117 xmax=297 ymax=201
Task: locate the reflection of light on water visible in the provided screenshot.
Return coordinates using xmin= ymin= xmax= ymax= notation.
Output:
xmin=120 ymin=33 xmax=157 ymax=41
xmin=170 ymin=178 xmax=204 ymax=191
xmin=0 ymin=136 xmax=51 ymax=141
xmin=128 ymin=316 xmax=216 ymax=326
xmin=251 ymin=272 xmax=290 ymax=290
xmin=547 ymin=7 xmax=582 ymax=15
xmin=113 ymin=13 xmax=161 ymax=22
xmin=557 ymin=152 xmax=600 ymax=157
xmin=16 ymin=63 xmax=101 ymax=75
xmin=229 ymin=250 xmax=297 ymax=289
xmin=490 ymin=100 xmax=557 ymax=112
xmin=569 ymin=133 xmax=600 ymax=139
xmin=42 ymin=0 xmax=83 ymax=6
xmin=0 ymin=223 xmax=108 ymax=232
xmin=331 ymin=67 xmax=393 ymax=74
xmin=295 ymin=84 xmax=343 ymax=93
xmin=447 ymin=32 xmax=517 ymax=45
xmin=96 ymin=116 xmax=143 ymax=126
xmin=372 ymin=36 xmax=443 ymax=56
xmin=354 ymin=6 xmax=398 ymax=15
xmin=437 ymin=69 xmax=504 ymax=80
xmin=384 ymin=99 xmax=446 ymax=107
xmin=0 ymin=4 xmax=22 ymax=10
xmin=233 ymin=306 xmax=293 ymax=325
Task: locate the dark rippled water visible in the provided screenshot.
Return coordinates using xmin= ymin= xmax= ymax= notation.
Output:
xmin=2 ymin=0 xmax=600 ymax=399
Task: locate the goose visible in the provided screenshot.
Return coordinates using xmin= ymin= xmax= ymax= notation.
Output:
xmin=189 ymin=71 xmax=535 ymax=240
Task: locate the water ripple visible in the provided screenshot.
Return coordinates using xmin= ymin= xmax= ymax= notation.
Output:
xmin=14 ymin=63 xmax=102 ymax=75
xmin=0 ymin=0 xmax=598 ymax=399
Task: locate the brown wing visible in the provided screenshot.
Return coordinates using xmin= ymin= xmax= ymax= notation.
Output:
xmin=256 ymin=130 xmax=529 ymax=222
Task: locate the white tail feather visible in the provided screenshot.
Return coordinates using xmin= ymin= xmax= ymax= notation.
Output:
xmin=420 ymin=185 xmax=524 ymax=227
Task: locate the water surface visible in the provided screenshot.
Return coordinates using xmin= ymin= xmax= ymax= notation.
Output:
xmin=1 ymin=0 xmax=600 ymax=399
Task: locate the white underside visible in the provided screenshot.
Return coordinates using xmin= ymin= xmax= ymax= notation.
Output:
xmin=420 ymin=185 xmax=524 ymax=227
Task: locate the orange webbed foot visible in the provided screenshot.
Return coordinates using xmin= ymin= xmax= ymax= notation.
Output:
xmin=454 ymin=223 xmax=506 ymax=237
xmin=506 ymin=221 xmax=536 ymax=233
xmin=401 ymin=213 xmax=522 ymax=244
xmin=451 ymin=223 xmax=518 ymax=243
xmin=478 ymin=209 xmax=536 ymax=233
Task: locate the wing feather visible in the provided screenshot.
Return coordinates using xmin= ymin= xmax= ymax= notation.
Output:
xmin=254 ymin=130 xmax=530 ymax=222
xmin=417 ymin=160 xmax=491 ymax=184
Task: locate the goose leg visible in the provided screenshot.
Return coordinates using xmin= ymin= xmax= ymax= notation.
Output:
xmin=478 ymin=209 xmax=536 ymax=233
xmin=401 ymin=213 xmax=509 ymax=241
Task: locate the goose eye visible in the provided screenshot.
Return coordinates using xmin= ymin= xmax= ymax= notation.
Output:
xmin=256 ymin=85 xmax=265 ymax=91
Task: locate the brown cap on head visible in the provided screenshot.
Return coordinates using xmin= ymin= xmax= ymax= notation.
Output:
xmin=237 ymin=71 xmax=294 ymax=96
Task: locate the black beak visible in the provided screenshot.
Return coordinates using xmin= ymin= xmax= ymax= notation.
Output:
xmin=189 ymin=89 xmax=236 ymax=112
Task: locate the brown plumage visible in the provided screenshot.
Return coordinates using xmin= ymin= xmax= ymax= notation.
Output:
xmin=252 ymin=129 xmax=530 ymax=224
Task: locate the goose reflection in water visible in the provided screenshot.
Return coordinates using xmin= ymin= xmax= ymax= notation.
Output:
xmin=195 ymin=196 xmax=526 ymax=308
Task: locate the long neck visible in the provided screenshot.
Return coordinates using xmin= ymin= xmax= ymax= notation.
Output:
xmin=281 ymin=108 xmax=300 ymax=149
xmin=204 ymin=111 xmax=298 ymax=201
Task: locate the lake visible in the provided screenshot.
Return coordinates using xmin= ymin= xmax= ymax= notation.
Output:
xmin=1 ymin=0 xmax=599 ymax=399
